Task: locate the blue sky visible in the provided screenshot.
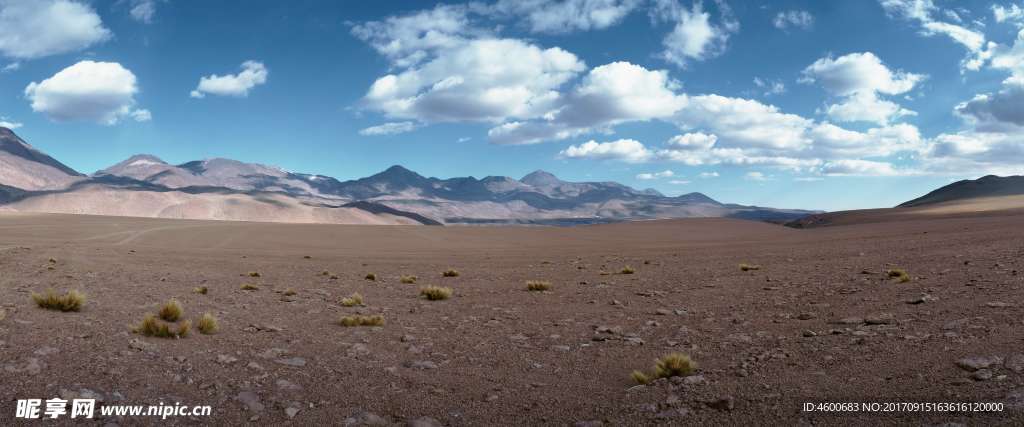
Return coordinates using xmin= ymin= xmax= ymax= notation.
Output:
xmin=1 ymin=0 xmax=1023 ymax=211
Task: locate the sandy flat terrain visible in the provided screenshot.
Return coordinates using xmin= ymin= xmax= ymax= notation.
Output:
xmin=1 ymin=212 xmax=1023 ymax=425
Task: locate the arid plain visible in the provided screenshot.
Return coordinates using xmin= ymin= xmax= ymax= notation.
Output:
xmin=2 ymin=210 xmax=1024 ymax=425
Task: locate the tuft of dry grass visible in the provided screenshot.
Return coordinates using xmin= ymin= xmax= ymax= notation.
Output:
xmin=364 ymin=273 xmax=377 ymax=281
xmin=134 ymin=314 xmax=191 ymax=338
xmin=283 ymin=288 xmax=297 ymax=296
xmin=631 ymin=370 xmax=651 ymax=385
xmin=321 ymin=270 xmax=331 ymax=276
xmin=887 ymin=268 xmax=911 ymax=283
xmin=48 ymin=258 xmax=57 ymax=264
xmin=739 ymin=263 xmax=761 ymax=272
xmin=197 ymin=312 xmax=218 ymax=334
xmin=0 ymin=309 xmax=6 ymax=321
xmin=620 ymin=266 xmax=635 ymax=275
xmin=303 ymin=255 xmax=312 ymax=259
xmin=193 ymin=286 xmax=208 ymax=295
xmin=32 ymin=289 xmax=85 ymax=312
xmin=526 ymin=280 xmax=552 ymax=291
xmin=400 ymin=275 xmax=418 ymax=284
xmin=340 ymin=293 xmax=364 ymax=307
xmin=247 ymin=271 xmax=261 ymax=278
xmin=442 ymin=269 xmax=460 ymax=277
xmin=420 ymin=286 xmax=453 ymax=301
xmin=158 ymin=299 xmax=183 ymax=322
xmin=338 ymin=314 xmax=385 ymax=327
xmin=654 ymin=353 xmax=697 ymax=379
xmin=240 ymin=283 xmax=259 ymax=291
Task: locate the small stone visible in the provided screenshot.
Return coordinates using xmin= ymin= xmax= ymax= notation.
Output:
xmin=655 ymin=309 xmax=671 ymax=316
xmin=956 ymin=356 xmax=1003 ymax=372
xmin=986 ymin=302 xmax=1011 ymax=308
xmin=258 ymin=348 xmax=288 ymax=359
xmin=865 ymin=313 xmax=894 ymax=325
xmin=906 ymin=294 xmax=935 ymax=304
xmin=276 ymin=357 xmax=307 ymax=367
xmin=1006 ymin=354 xmax=1024 ymax=373
xmin=797 ymin=313 xmax=815 ymax=320
xmin=683 ymin=375 xmax=706 ymax=385
xmin=802 ymin=330 xmax=817 ymax=337
xmin=550 ymin=345 xmax=571 ymax=352
xmin=285 ymin=406 xmax=301 ymax=419
xmin=236 ymin=391 xmax=264 ymax=412
xmin=706 ymin=396 xmax=734 ymax=411
xmin=405 ymin=360 xmax=438 ymax=370
xmin=407 ymin=417 xmax=441 ymax=427
xmin=276 ymin=379 xmax=302 ymax=391
xmin=832 ymin=317 xmax=864 ymax=325
xmin=400 ymin=335 xmax=416 ymax=343
xmin=217 ymin=355 xmax=238 ymax=365
xmin=973 ymin=369 xmax=993 ymax=381
xmin=344 ymin=411 xmax=388 ymax=426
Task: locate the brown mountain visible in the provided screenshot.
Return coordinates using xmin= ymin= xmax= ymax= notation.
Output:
xmin=898 ymin=175 xmax=1024 ymax=207
xmin=0 ymin=127 xmax=83 ymax=191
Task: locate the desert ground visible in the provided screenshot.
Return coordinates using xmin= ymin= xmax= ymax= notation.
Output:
xmin=2 ymin=210 xmax=1024 ymax=426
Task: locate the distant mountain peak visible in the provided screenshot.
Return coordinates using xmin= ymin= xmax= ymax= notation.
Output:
xmin=676 ymin=192 xmax=721 ymax=205
xmin=899 ymin=174 xmax=1024 ymax=207
xmin=521 ymin=170 xmax=561 ymax=186
xmin=123 ymin=154 xmax=167 ymax=166
xmin=0 ymin=126 xmax=82 ymax=177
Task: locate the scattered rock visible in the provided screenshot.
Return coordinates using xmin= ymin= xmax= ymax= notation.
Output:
xmin=796 ymin=313 xmax=815 ymax=320
xmin=973 ymin=369 xmax=993 ymax=381
xmin=986 ymin=302 xmax=1012 ymax=308
xmin=1006 ymin=354 xmax=1024 ymax=373
xmin=906 ymin=294 xmax=936 ymax=304
xmin=285 ymin=406 xmax=301 ymax=419
xmin=258 ymin=348 xmax=288 ymax=359
xmin=407 ymin=417 xmax=441 ymax=427
xmin=655 ymin=309 xmax=671 ymax=316
xmin=405 ymin=360 xmax=438 ymax=370
xmin=831 ymin=317 xmax=864 ymax=325
xmin=276 ymin=357 xmax=307 ymax=367
xmin=128 ymin=338 xmax=156 ymax=352
xmin=235 ymin=391 xmax=264 ymax=412
xmin=956 ymin=356 xmax=1003 ymax=372
xmin=217 ymin=355 xmax=238 ymax=365
xmin=276 ymin=379 xmax=302 ymax=391
xmin=802 ymin=330 xmax=817 ymax=338
xmin=865 ymin=313 xmax=894 ymax=325
xmin=706 ymin=396 xmax=735 ymax=411
xmin=344 ymin=411 xmax=389 ymax=426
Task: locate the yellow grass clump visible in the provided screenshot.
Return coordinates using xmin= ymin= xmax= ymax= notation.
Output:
xmin=193 ymin=286 xmax=208 ymax=295
xmin=400 ymin=275 xmax=418 ymax=284
xmin=283 ymin=288 xmax=297 ymax=296
xmin=240 ymin=284 xmax=259 ymax=291
xmin=158 ymin=299 xmax=183 ymax=322
xmin=526 ymin=280 xmax=552 ymax=291
xmin=887 ymin=269 xmax=911 ymax=283
xmin=631 ymin=370 xmax=651 ymax=385
xmin=247 ymin=271 xmax=261 ymax=278
xmin=338 ymin=315 xmax=385 ymax=327
xmin=134 ymin=314 xmax=191 ymax=338
xmin=197 ymin=312 xmax=219 ymax=334
xmin=654 ymin=353 xmax=697 ymax=378
xmin=620 ymin=266 xmax=635 ymax=274
xmin=32 ymin=289 xmax=85 ymax=312
xmin=364 ymin=273 xmax=377 ymax=281
xmin=442 ymin=269 xmax=460 ymax=277
xmin=739 ymin=263 xmax=761 ymax=272
xmin=420 ymin=286 xmax=453 ymax=301
xmin=340 ymin=293 xmax=364 ymax=307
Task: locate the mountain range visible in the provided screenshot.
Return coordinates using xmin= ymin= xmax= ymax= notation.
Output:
xmin=0 ymin=126 xmax=820 ymax=225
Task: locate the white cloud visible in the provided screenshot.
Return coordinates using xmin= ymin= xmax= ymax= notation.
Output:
xmin=820 ymin=159 xmax=901 ymax=176
xmin=636 ymin=170 xmax=674 ymax=180
xmin=363 ymin=38 xmax=584 ymax=124
xmin=698 ymin=171 xmax=718 ymax=178
xmin=24 ymin=60 xmax=150 ymax=125
xmin=0 ymin=0 xmax=111 ymax=59
xmin=753 ymin=77 xmax=786 ymax=96
xmin=559 ymin=139 xmax=653 ymax=163
xmin=879 ymin=0 xmax=994 ymax=71
xmin=0 ymin=117 xmax=22 ymax=129
xmin=190 ymin=61 xmax=268 ymax=98
xmin=129 ymin=0 xmax=157 ymax=24
xmin=668 ymin=179 xmax=691 ymax=185
xmin=744 ymin=171 xmax=768 ymax=181
xmin=1 ymin=61 xmax=17 ymax=72
xmin=359 ymin=121 xmax=420 ymax=136
xmin=994 ymin=4 xmax=1024 ymax=24
xmin=801 ymin=52 xmax=924 ymax=124
xmin=773 ymin=10 xmax=813 ymax=30
xmin=487 ymin=0 xmax=642 ymax=34
xmin=351 ymin=5 xmax=477 ymax=69
xmin=656 ymin=0 xmax=737 ymax=68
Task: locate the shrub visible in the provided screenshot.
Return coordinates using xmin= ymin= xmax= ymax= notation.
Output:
xmin=248 ymin=272 xmax=261 ymax=278
xmin=654 ymin=353 xmax=697 ymax=379
xmin=283 ymin=288 xmax=297 ymax=296
xmin=158 ymin=299 xmax=183 ymax=322
xmin=32 ymin=289 xmax=85 ymax=312
xmin=420 ymin=286 xmax=452 ymax=301
xmin=340 ymin=293 xmax=364 ymax=307
xmin=620 ymin=266 xmax=635 ymax=275
xmin=442 ymin=269 xmax=460 ymax=277
xmin=887 ymin=269 xmax=911 ymax=283
xmin=134 ymin=314 xmax=191 ymax=338
xmin=364 ymin=273 xmax=377 ymax=281
xmin=240 ymin=284 xmax=259 ymax=291
xmin=321 ymin=270 xmax=331 ymax=276
xmin=631 ymin=370 xmax=651 ymax=385
xmin=739 ymin=263 xmax=760 ymax=272
xmin=339 ymin=315 xmax=385 ymax=327
xmin=197 ymin=312 xmax=218 ymax=334
xmin=193 ymin=286 xmax=208 ymax=295
xmin=400 ymin=275 xmax=418 ymax=284
xmin=526 ymin=280 xmax=552 ymax=291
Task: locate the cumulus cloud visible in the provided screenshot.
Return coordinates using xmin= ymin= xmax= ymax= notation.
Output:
xmin=359 ymin=121 xmax=420 ymax=136
xmin=655 ymin=0 xmax=738 ymax=68
xmin=773 ymin=10 xmax=813 ymax=30
xmin=636 ymin=170 xmax=674 ymax=180
xmin=744 ymin=171 xmax=768 ymax=181
xmin=363 ymin=38 xmax=584 ymax=125
xmin=558 ymin=139 xmax=653 ymax=163
xmin=0 ymin=0 xmax=111 ymax=59
xmin=753 ymin=77 xmax=786 ymax=96
xmin=820 ymin=159 xmax=901 ymax=176
xmin=128 ymin=0 xmax=157 ymax=24
xmin=24 ymin=60 xmax=150 ymax=125
xmin=1 ymin=61 xmax=18 ymax=72
xmin=351 ymin=5 xmax=477 ymax=69
xmin=801 ymin=52 xmax=924 ymax=124
xmin=879 ymin=0 xmax=995 ymax=71
xmin=487 ymin=0 xmax=642 ymax=34
xmin=698 ymin=171 xmax=719 ymax=178
xmin=190 ymin=61 xmax=268 ymax=98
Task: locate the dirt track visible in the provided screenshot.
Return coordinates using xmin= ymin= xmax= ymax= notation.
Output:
xmin=1 ymin=212 xmax=1023 ymax=425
